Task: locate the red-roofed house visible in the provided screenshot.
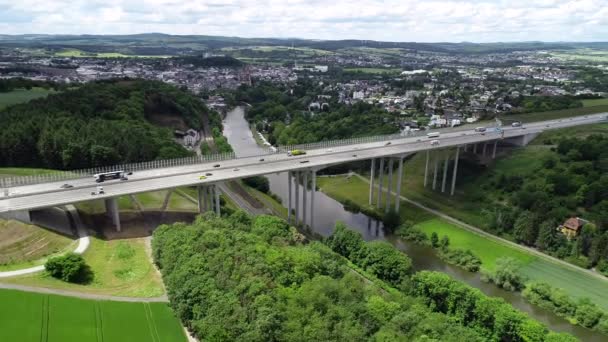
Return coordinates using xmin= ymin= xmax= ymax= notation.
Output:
xmin=557 ymin=217 xmax=588 ymax=239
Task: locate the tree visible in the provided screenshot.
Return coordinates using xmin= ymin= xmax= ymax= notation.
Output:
xmin=45 ymin=253 xmax=88 ymax=283
xmin=362 ymin=241 xmax=412 ymax=287
xmin=325 ymin=222 xmax=366 ymax=262
xmin=513 ymin=211 xmax=537 ymax=246
xmin=482 ymin=257 xmax=527 ymax=291
xmin=575 ymin=299 xmax=603 ymax=328
xmin=430 ymin=232 xmax=439 ymax=248
xmin=440 ymin=235 xmax=450 ymax=250
xmin=535 ymin=220 xmax=558 ymax=251
xmin=382 ymin=209 xmax=400 ymax=233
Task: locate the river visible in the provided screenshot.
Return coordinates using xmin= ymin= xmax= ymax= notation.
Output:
xmin=222 ymin=106 xmax=603 ymax=341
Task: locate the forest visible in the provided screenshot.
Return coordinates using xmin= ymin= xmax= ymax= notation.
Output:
xmin=480 ymin=134 xmax=608 ymax=275
xmin=236 ymin=80 xmax=400 ymax=146
xmin=153 ymin=212 xmax=576 ymax=341
xmin=0 ymin=79 xmax=221 ymax=169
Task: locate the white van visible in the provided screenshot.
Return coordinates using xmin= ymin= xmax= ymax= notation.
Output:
xmin=430 ymin=140 xmax=440 ymax=146
xmin=427 ymin=132 xmax=440 ymax=138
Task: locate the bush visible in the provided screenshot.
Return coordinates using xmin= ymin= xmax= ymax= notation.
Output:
xmin=438 ymin=248 xmax=482 ymax=272
xmin=45 ymin=253 xmax=88 ymax=283
xmin=243 ymin=176 xmax=270 ymax=193
xmin=481 ymin=257 xmax=527 ymax=291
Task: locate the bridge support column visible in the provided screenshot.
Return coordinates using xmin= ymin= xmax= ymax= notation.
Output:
xmin=441 ymin=153 xmax=449 ymax=193
xmin=104 ymin=197 xmax=121 ymax=232
xmin=463 ymin=144 xmax=468 ymax=152
xmin=303 ymin=171 xmax=308 ymax=227
xmin=377 ymin=158 xmax=384 ymax=209
xmin=369 ymin=159 xmax=375 ymax=205
xmin=450 ymin=146 xmax=460 ymax=196
xmin=385 ymin=158 xmax=394 ymax=213
xmin=473 ymin=144 xmax=477 ymax=154
xmin=295 ymin=172 xmax=300 ymax=226
xmin=395 ymin=156 xmax=404 ymax=212
xmin=423 ymin=151 xmax=429 ymax=188
xmin=206 ymin=186 xmax=213 ymax=213
xmin=288 ymin=171 xmax=292 ymax=224
xmin=0 ymin=210 xmax=32 ymax=224
xmin=214 ymin=185 xmax=221 ymax=216
xmin=197 ymin=185 xmax=205 ymax=213
xmin=482 ymin=143 xmax=487 ymax=157
xmin=492 ymin=140 xmax=498 ymax=159
xmin=432 ymin=154 xmax=439 ymax=191
xmin=311 ymin=170 xmax=316 ymax=229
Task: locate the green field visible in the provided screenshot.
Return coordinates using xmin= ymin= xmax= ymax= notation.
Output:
xmin=4 ymin=237 xmax=165 ymax=298
xmin=317 ymin=174 xmax=608 ymax=310
xmin=582 ymin=98 xmax=608 ymax=107
xmin=54 ymin=49 xmax=169 ymax=58
xmin=550 ymin=49 xmax=608 ymax=63
xmin=0 ymin=88 xmax=56 ymax=110
xmin=0 ymin=289 xmax=186 ymax=342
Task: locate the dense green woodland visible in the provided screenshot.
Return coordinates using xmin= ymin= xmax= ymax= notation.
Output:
xmin=0 ymin=79 xmax=220 ymax=169
xmin=153 ymin=213 xmax=575 ymax=341
xmin=479 ymin=135 xmax=608 ymax=274
xmin=236 ymin=81 xmax=400 ymax=146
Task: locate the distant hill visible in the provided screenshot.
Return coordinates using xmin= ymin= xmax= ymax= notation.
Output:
xmin=1 ymin=34 xmax=606 ymax=55
xmin=0 ymin=79 xmax=220 ymax=169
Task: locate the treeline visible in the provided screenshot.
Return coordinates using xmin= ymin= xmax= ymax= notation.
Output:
xmin=507 ymin=95 xmax=583 ymax=113
xmin=0 ymin=79 xmax=219 ymax=169
xmin=0 ymin=78 xmax=63 ymax=92
xmin=326 ymin=223 xmax=576 ymax=341
xmin=236 ymin=80 xmax=400 ymax=146
xmin=153 ymin=213 xmax=490 ymax=341
xmin=523 ymin=282 xmax=608 ymax=334
xmin=481 ymin=134 xmax=608 ymax=274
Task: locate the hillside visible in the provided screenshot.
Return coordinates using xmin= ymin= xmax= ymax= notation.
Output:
xmin=0 ymin=79 xmax=220 ymax=170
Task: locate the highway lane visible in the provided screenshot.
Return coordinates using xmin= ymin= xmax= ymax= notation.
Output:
xmin=1 ymin=113 xmax=605 ymax=213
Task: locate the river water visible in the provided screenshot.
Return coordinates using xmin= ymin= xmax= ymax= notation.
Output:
xmin=222 ymin=106 xmax=602 ymax=341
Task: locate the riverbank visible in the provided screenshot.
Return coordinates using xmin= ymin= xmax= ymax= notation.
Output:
xmin=317 ymin=174 xmax=608 ymax=312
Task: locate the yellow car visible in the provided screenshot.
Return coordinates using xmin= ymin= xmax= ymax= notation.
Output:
xmin=288 ymin=149 xmax=306 ymax=156
xmin=199 ymin=175 xmax=207 ymax=180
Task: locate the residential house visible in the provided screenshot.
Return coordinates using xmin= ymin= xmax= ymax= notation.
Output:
xmin=557 ymin=217 xmax=589 ymax=239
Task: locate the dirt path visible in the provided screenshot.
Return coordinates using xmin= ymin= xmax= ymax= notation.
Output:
xmin=354 ymin=173 xmax=608 ymax=284
xmin=0 ymin=282 xmax=168 ymax=302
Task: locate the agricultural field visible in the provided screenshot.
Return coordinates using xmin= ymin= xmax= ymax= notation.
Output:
xmin=582 ymin=98 xmax=608 ymax=107
xmin=0 ymin=88 xmax=57 ymax=110
xmin=3 ymin=237 xmax=165 ymax=298
xmin=0 ymin=289 xmax=186 ymax=342
xmin=550 ymin=49 xmax=608 ymax=63
xmin=0 ymin=220 xmax=76 ymax=271
xmin=54 ymin=48 xmax=169 ymax=58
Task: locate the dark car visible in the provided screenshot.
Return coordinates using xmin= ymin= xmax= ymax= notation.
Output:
xmin=205 ymin=173 xmax=213 ymax=176
xmin=385 ymin=142 xmax=392 ymax=146
xmin=60 ymin=183 xmax=73 ymax=189
xmin=300 ymin=160 xmax=310 ymax=164
xmin=213 ymin=164 xmax=221 ymax=168
xmin=259 ymin=158 xmax=265 ymax=162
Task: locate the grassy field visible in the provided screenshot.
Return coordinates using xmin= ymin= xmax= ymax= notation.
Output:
xmin=502 ymin=104 xmax=608 ymax=123
xmin=0 ymin=220 xmax=76 ymax=271
xmin=550 ymin=49 xmax=608 ymax=63
xmin=317 ymin=173 xmax=608 ymax=310
xmin=3 ymin=237 xmax=164 ymax=298
xmin=582 ymin=98 xmax=608 ymax=107
xmin=0 ymin=88 xmax=56 ymax=110
xmin=0 ymin=289 xmax=186 ymax=342
xmin=0 ymin=167 xmax=59 ymax=177
xmin=54 ymin=48 xmax=168 ymax=58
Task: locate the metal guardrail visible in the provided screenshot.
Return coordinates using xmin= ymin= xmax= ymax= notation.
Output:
xmin=0 ymin=124 xmax=496 ymax=189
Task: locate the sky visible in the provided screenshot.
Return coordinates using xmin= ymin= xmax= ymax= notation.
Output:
xmin=0 ymin=0 xmax=607 ymax=43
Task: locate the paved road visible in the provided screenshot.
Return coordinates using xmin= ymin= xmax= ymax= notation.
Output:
xmin=1 ymin=114 xmax=605 ymax=214
xmin=355 ymin=174 xmax=608 ymax=284
xmin=0 ymin=283 xmax=168 ymax=302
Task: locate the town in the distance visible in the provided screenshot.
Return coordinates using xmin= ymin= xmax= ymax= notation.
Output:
xmin=1 ymin=32 xmax=608 ymax=342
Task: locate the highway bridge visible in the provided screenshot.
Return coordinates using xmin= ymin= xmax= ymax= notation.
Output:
xmin=1 ymin=113 xmax=606 ymax=231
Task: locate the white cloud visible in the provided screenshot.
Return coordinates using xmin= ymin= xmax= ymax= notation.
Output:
xmin=0 ymin=0 xmax=606 ymax=42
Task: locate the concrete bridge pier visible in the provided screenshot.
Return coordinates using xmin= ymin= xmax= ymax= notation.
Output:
xmin=287 ymin=171 xmax=293 ymax=224
xmin=450 ymin=146 xmax=461 ymax=196
xmin=0 ymin=210 xmax=32 ymax=224
xmin=473 ymin=143 xmax=477 ymax=154
xmin=303 ymin=171 xmax=308 ymax=227
xmin=432 ymin=155 xmax=439 ymax=190
xmin=214 ymin=184 xmax=221 ymax=216
xmin=492 ymin=140 xmax=498 ymax=159
xmin=385 ymin=158 xmax=394 ymax=213
xmin=295 ymin=171 xmax=300 ymax=226
xmin=369 ymin=159 xmax=376 ymax=205
xmin=482 ymin=143 xmax=487 ymax=156
xmin=423 ymin=151 xmax=430 ymax=188
xmin=197 ymin=185 xmax=205 ymax=213
xmin=104 ymin=197 xmax=121 ymax=232
xmin=376 ymin=158 xmax=384 ymax=209
xmin=310 ymin=169 xmax=316 ymax=229
xmin=394 ymin=156 xmax=404 ymax=212
xmin=441 ymin=153 xmax=449 ymax=193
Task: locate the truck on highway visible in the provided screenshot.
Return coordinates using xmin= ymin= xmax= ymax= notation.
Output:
xmin=94 ymin=171 xmax=126 ymax=183
xmin=426 ymin=132 xmax=440 ymax=139
xmin=287 ymin=149 xmax=306 ymax=156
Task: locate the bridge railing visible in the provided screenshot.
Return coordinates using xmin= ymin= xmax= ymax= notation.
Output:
xmin=1 ymin=123 xmax=497 ymax=189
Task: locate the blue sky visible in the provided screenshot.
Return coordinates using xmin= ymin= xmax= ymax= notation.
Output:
xmin=0 ymin=0 xmax=606 ymax=42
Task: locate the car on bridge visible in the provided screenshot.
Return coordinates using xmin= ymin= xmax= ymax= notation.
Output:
xmin=199 ymin=175 xmax=207 ymax=180
xmin=287 ymin=149 xmax=306 ymax=156
xmin=430 ymin=140 xmax=440 ymax=146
